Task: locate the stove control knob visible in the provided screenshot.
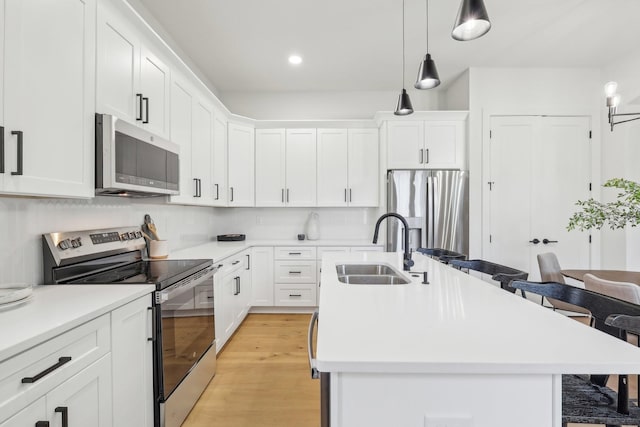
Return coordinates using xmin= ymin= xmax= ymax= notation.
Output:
xmin=135 ymin=231 xmax=142 ymax=239
xmin=128 ymin=232 xmax=136 ymax=240
xmin=71 ymin=239 xmax=80 ymax=248
xmin=120 ymin=234 xmax=129 ymax=241
xmin=58 ymin=239 xmax=70 ymax=250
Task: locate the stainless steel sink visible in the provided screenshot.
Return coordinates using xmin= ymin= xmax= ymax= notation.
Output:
xmin=335 ymin=264 xmax=410 ymax=285
xmin=335 ymin=264 xmax=397 ymax=276
xmin=337 ymin=274 xmax=409 ymax=285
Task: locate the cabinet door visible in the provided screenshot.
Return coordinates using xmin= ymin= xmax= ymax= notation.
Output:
xmin=238 ymin=266 xmax=252 ymax=323
xmin=228 ymin=123 xmax=255 ymax=206
xmin=386 ymin=121 xmax=424 ymax=169
xmin=219 ymin=273 xmax=239 ymax=348
xmin=251 ymin=247 xmax=274 ymax=306
xmin=139 ymin=47 xmax=170 ymax=138
xmin=317 ymin=129 xmax=348 ymax=207
xmin=96 ymin=0 xmax=139 ymax=122
xmin=423 ymin=121 xmax=463 ymax=168
xmin=211 ymin=113 xmax=228 ymax=206
xmin=168 ymin=79 xmax=195 ymax=204
xmin=47 ymin=355 xmax=113 ymax=427
xmin=285 ymin=129 xmax=316 ymax=206
xmin=255 ymin=129 xmax=286 ymax=207
xmin=0 ymin=397 xmax=46 ymax=427
xmin=3 ymin=0 xmax=95 ymax=198
xmin=348 ymin=129 xmax=379 ymax=207
xmin=192 ymin=99 xmax=214 ymax=205
xmin=111 ymin=295 xmax=154 ymax=427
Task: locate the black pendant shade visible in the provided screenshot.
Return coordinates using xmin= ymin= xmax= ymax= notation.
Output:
xmin=452 ymin=0 xmax=491 ymax=41
xmin=414 ymin=54 xmax=440 ymax=89
xmin=394 ymin=89 xmax=414 ymax=116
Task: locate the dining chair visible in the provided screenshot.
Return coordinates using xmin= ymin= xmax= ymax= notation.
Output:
xmin=416 ymin=248 xmax=466 ymax=264
xmin=537 ymin=252 xmax=591 ymax=316
xmin=449 ymin=259 xmax=528 ymax=297
xmin=510 ymin=280 xmax=640 ymax=427
xmin=584 ymin=273 xmax=640 ymax=305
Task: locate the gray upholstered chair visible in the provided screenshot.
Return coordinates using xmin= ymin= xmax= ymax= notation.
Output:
xmin=584 ymin=273 xmax=640 ymax=305
xmin=537 ymin=253 xmax=591 ymax=316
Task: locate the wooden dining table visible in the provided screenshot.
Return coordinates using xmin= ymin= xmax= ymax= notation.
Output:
xmin=561 ymin=269 xmax=640 ymax=285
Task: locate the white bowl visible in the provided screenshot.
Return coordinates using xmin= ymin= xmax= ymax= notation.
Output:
xmin=0 ymin=283 xmax=33 ymax=306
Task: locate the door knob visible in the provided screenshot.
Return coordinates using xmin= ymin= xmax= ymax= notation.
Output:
xmin=542 ymin=238 xmax=558 ymax=244
xmin=529 ymin=238 xmax=540 ymax=244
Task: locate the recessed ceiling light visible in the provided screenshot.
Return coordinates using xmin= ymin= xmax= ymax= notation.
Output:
xmin=288 ymin=55 xmax=302 ymax=65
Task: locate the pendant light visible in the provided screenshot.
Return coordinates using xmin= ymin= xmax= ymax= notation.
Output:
xmin=414 ymin=0 xmax=440 ymax=89
xmin=452 ymin=0 xmax=491 ymax=41
xmin=394 ymin=0 xmax=413 ymax=116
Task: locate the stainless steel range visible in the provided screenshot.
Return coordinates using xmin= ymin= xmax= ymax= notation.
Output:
xmin=42 ymin=227 xmax=219 ymax=427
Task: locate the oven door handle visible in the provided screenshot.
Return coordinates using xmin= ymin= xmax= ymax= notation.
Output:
xmin=156 ymin=265 xmax=216 ymax=302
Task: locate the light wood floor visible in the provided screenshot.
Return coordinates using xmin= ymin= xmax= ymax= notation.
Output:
xmin=182 ymin=314 xmax=320 ymax=427
xmin=183 ymin=314 xmax=637 ymax=427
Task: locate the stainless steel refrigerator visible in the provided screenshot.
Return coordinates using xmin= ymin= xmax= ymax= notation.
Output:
xmin=387 ymin=170 xmax=469 ymax=255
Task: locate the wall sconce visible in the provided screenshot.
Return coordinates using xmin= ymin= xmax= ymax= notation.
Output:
xmin=605 ymin=81 xmax=640 ymax=131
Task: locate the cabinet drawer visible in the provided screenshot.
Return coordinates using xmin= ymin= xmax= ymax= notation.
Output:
xmin=195 ymin=284 xmax=214 ymax=309
xmin=275 ymin=247 xmax=317 ymax=260
xmin=351 ymin=246 xmax=384 ymax=253
xmin=0 ymin=315 xmax=110 ymax=418
xmin=275 ymin=284 xmax=317 ymax=306
xmin=317 ymin=246 xmax=350 ymax=259
xmin=275 ymin=261 xmax=317 ymax=283
xmin=218 ymin=251 xmax=249 ymax=276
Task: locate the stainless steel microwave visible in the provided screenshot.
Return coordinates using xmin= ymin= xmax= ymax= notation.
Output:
xmin=95 ymin=113 xmax=180 ymax=197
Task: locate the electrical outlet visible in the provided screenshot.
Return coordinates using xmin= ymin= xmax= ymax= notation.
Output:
xmin=424 ymin=415 xmax=473 ymax=427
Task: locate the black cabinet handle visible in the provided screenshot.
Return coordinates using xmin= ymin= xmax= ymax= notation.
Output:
xmin=238 ymin=277 xmax=241 ymax=294
xmin=22 ymin=357 xmax=72 ymax=383
xmin=289 ymin=271 xmax=302 ymax=274
xmin=289 ymin=294 xmax=302 ymax=297
xmin=136 ymin=94 xmax=143 ymax=121
xmin=11 ymin=131 xmax=23 ymax=176
xmin=193 ymin=178 xmax=198 ymax=197
xmin=230 ymin=187 xmax=234 ymax=202
xmin=35 ymin=422 xmax=50 ymax=427
xmin=289 ymin=252 xmax=302 ymax=255
xmin=232 ymin=260 xmax=240 ymax=265
xmin=542 ymin=238 xmax=558 ymax=244
xmin=215 ymin=183 xmax=219 ymax=200
xmin=425 ymin=148 xmax=429 ymax=164
xmin=246 ymin=254 xmax=250 ymax=270
xmin=147 ymin=307 xmax=156 ymax=342
xmin=55 ymin=407 xmax=68 ymax=427
xmin=286 ymin=188 xmax=290 ymax=203
xmin=344 ymin=188 xmax=347 ymax=202
xmin=233 ymin=277 xmax=240 ymax=295
xmin=349 ymin=188 xmax=352 ymax=202
xmin=529 ymin=238 xmax=540 ymax=244
xmin=143 ymin=97 xmax=149 ymax=124
xmin=0 ymin=126 xmax=4 ymax=173
xmin=198 ymin=179 xmax=202 ymax=197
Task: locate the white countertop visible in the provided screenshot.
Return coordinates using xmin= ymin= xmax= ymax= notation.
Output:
xmin=170 ymin=239 xmax=381 ymax=263
xmin=0 ymin=284 xmax=155 ymax=362
xmin=316 ymin=252 xmax=640 ymax=375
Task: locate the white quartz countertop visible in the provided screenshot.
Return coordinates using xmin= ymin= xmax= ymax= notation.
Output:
xmin=169 ymin=239 xmax=381 ymax=263
xmin=0 ymin=284 xmax=155 ymax=362
xmin=316 ymin=252 xmax=640 ymax=375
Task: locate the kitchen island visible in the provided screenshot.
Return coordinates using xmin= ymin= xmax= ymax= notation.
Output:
xmin=316 ymin=252 xmax=640 ymax=427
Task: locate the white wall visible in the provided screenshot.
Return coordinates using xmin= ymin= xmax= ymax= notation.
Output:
xmin=0 ymin=197 xmax=220 ymax=286
xmin=220 ymin=89 xmax=442 ymax=120
xmin=467 ymin=67 xmax=602 ymax=263
xmin=211 ymin=207 xmax=379 ymax=241
xmin=443 ymin=70 xmax=470 ymax=111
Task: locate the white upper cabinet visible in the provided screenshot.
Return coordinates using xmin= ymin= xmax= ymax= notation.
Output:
xmin=168 ymin=78 xmax=195 ymax=204
xmin=191 ymin=98 xmax=214 ymax=204
xmin=255 ymin=128 xmax=316 ymax=207
xmin=386 ymin=117 xmax=465 ymax=170
xmin=255 ymin=129 xmax=286 ymax=207
xmin=228 ymin=123 xmax=255 ymax=206
xmin=0 ymin=0 xmax=95 ymax=198
xmin=285 ymin=129 xmax=317 ymax=207
xmin=211 ymin=112 xmax=228 ymax=206
xmin=317 ymin=129 xmax=378 ymax=207
xmin=97 ymin=1 xmax=170 ymax=138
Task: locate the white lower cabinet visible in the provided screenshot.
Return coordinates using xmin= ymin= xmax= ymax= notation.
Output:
xmin=0 ymin=397 xmax=46 ymax=427
xmin=215 ymin=250 xmax=252 ymax=351
xmin=251 ymin=247 xmax=274 ymax=306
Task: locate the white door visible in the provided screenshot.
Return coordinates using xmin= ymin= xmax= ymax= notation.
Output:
xmin=47 ymin=355 xmax=113 ymax=427
xmin=0 ymin=398 xmax=46 ymax=427
xmin=251 ymin=246 xmax=274 ymax=306
xmin=423 ymin=121 xmax=462 ymax=168
xmin=212 ymin=113 xmax=227 ymax=206
xmin=348 ymin=129 xmax=379 ymax=207
xmin=139 ymin=47 xmax=170 ymax=138
xmin=317 ymin=129 xmax=348 ymax=207
xmin=3 ymin=0 xmax=95 ymax=198
xmin=255 ymin=129 xmax=286 ymax=207
xmin=168 ymin=79 xmax=194 ymax=204
xmin=228 ymin=123 xmax=255 ymax=207
xmin=285 ymin=129 xmax=316 ymax=206
xmin=192 ymin=99 xmax=214 ymax=205
xmin=386 ymin=121 xmax=424 ymax=169
xmin=96 ymin=1 xmax=139 ymax=122
xmin=487 ymin=116 xmax=591 ymax=280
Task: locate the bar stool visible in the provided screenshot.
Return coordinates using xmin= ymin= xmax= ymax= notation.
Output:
xmin=416 ymin=248 xmax=466 ymax=264
xmin=449 ymin=259 xmax=528 ymax=297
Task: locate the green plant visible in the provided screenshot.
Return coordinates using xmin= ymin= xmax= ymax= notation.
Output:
xmin=568 ymin=178 xmax=640 ymax=231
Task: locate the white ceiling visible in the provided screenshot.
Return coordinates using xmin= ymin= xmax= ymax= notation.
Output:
xmin=136 ymin=0 xmax=640 ymax=93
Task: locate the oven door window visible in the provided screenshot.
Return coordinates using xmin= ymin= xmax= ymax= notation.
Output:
xmin=159 ymin=279 xmax=214 ymax=398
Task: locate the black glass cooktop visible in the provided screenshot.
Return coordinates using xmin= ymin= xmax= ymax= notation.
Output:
xmin=70 ymin=259 xmax=212 ymax=290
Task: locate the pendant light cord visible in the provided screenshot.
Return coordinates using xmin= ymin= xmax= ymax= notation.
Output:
xmin=426 ymin=0 xmax=429 ymax=52
xmin=402 ymin=0 xmax=405 ymax=88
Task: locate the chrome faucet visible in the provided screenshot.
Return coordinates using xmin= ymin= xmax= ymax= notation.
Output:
xmin=372 ymin=213 xmax=414 ymax=271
